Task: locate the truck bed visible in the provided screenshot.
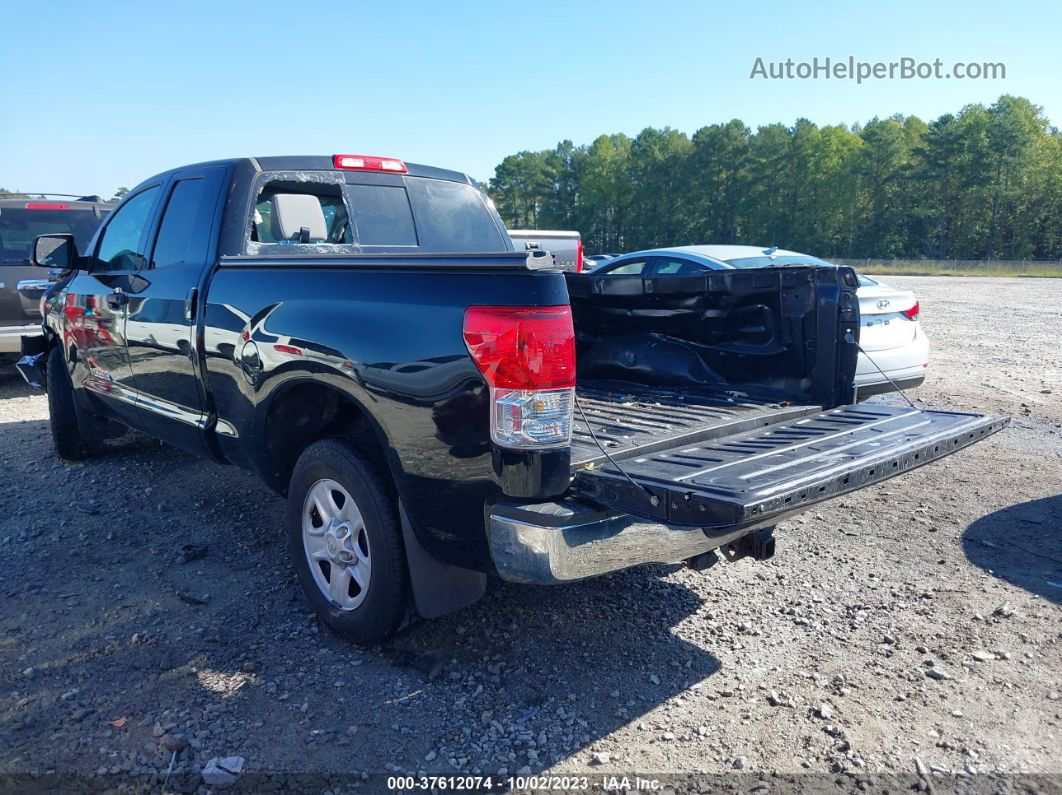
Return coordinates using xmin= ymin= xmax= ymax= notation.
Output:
xmin=571 ymin=383 xmax=821 ymax=467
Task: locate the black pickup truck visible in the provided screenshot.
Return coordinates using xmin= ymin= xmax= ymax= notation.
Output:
xmin=21 ymin=154 xmax=1007 ymax=644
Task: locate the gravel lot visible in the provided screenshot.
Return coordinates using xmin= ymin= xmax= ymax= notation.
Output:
xmin=1 ymin=276 xmax=1059 ymax=792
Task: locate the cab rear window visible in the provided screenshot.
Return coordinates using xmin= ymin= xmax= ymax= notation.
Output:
xmin=246 ymin=173 xmax=509 ymax=254
xmin=0 ymin=207 xmax=105 ymax=263
xmin=403 ymin=178 xmax=508 ymax=253
xmin=346 ymin=184 xmax=417 ymax=246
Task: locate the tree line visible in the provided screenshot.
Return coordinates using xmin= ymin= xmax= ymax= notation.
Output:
xmin=488 ymin=95 xmax=1062 ymax=260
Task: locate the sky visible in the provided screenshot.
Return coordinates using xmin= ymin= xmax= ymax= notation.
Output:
xmin=2 ymin=0 xmax=1060 ymax=198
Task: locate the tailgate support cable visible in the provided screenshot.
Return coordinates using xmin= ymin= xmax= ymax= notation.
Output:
xmin=574 ymin=394 xmax=660 ymax=508
xmin=846 ymin=333 xmax=919 ymax=410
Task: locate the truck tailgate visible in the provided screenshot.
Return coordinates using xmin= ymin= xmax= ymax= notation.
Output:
xmin=572 ymin=404 xmax=1007 ymax=529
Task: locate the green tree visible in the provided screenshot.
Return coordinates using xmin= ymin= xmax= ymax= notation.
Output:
xmin=686 ymin=119 xmax=751 ymax=244
xmin=625 ymin=127 xmax=692 ymax=249
xmin=577 ymin=133 xmax=633 ymax=251
xmin=488 ymin=94 xmax=1062 ymax=261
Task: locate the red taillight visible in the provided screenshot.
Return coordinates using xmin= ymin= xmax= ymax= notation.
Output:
xmin=273 ymin=344 xmax=303 ymax=356
xmin=901 ymin=301 xmax=920 ymax=320
xmin=332 ymin=154 xmax=408 ymax=173
xmin=463 ymin=306 xmax=575 ymax=389
xmin=26 ymin=201 xmax=68 ymax=210
xmin=463 ymin=306 xmax=576 ymax=448
xmin=575 ymin=239 xmax=584 ymax=272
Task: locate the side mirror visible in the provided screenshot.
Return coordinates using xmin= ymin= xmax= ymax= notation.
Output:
xmin=32 ymin=234 xmax=79 ymax=270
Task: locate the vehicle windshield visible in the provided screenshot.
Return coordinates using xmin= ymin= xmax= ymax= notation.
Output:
xmin=724 ymin=254 xmax=834 ymax=268
xmin=0 ymin=207 xmax=105 ymax=263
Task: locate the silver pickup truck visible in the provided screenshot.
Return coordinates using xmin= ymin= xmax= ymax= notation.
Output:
xmin=507 ymin=229 xmax=583 ymax=272
xmin=0 ymin=196 xmax=109 ymax=358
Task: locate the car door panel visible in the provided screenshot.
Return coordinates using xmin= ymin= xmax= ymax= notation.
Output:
xmin=124 ymin=168 xmax=225 ymax=455
xmin=63 ymin=186 xmax=161 ymax=430
xmin=64 ymin=270 xmax=140 ymax=425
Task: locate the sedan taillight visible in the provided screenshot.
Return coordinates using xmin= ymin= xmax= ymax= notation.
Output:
xmin=901 ymin=301 xmax=920 ymax=320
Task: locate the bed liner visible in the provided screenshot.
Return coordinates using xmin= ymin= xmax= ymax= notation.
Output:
xmin=572 ymin=382 xmax=820 ymax=467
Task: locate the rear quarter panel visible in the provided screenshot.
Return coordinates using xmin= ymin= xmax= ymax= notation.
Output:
xmin=202 ymin=264 xmax=569 ymax=569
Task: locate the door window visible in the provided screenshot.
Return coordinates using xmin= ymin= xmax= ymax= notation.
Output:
xmin=651 ymin=258 xmax=708 ymax=276
xmin=152 ymin=178 xmax=213 ymax=268
xmin=94 ymin=187 xmax=160 ymax=270
xmin=604 ymin=259 xmax=649 ymax=275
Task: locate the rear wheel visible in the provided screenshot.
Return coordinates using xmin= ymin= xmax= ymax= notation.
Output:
xmin=287 ymin=438 xmax=408 ymax=645
xmin=46 ymin=345 xmax=102 ymax=460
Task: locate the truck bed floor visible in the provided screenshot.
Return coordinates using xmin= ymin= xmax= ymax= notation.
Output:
xmin=572 ymin=382 xmax=821 ymax=468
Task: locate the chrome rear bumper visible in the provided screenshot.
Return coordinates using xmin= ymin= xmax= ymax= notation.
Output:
xmin=487 ymin=498 xmax=774 ymax=584
xmin=1 ymin=324 xmax=42 ymax=354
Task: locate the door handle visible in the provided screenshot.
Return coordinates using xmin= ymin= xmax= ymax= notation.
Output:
xmin=105 ymin=288 xmax=129 ymax=310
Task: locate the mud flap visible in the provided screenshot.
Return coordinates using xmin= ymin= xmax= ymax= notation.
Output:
xmin=399 ymin=502 xmax=486 ymax=619
xmin=573 ymin=404 xmax=1008 ymax=529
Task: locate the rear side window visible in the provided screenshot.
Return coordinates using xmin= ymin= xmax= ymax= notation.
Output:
xmin=346 ymin=184 xmax=417 ymax=246
xmin=653 ymin=258 xmax=707 ymax=276
xmin=605 ymin=259 xmax=650 ymax=275
xmin=152 ymin=178 xmax=212 ymax=268
xmin=404 ymin=178 xmax=507 ymax=252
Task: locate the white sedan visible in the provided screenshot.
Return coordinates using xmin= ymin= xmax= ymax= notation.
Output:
xmin=850 ymin=272 xmax=928 ymax=397
xmin=588 ymin=245 xmax=929 ymax=399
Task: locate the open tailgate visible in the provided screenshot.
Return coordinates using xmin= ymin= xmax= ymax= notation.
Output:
xmin=572 ymin=404 xmax=1007 ymax=529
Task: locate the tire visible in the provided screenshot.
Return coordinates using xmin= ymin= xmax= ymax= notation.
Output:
xmin=46 ymin=345 xmax=102 ymax=460
xmin=287 ymin=438 xmax=409 ymax=645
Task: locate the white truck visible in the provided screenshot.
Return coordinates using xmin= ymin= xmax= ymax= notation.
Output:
xmin=507 ymin=229 xmax=583 ymax=272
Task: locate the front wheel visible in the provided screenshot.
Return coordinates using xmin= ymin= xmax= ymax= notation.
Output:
xmin=46 ymin=345 xmax=102 ymax=460
xmin=287 ymin=438 xmax=409 ymax=645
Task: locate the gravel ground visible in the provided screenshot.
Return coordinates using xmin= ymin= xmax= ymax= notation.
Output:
xmin=1 ymin=276 xmax=1059 ymax=792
